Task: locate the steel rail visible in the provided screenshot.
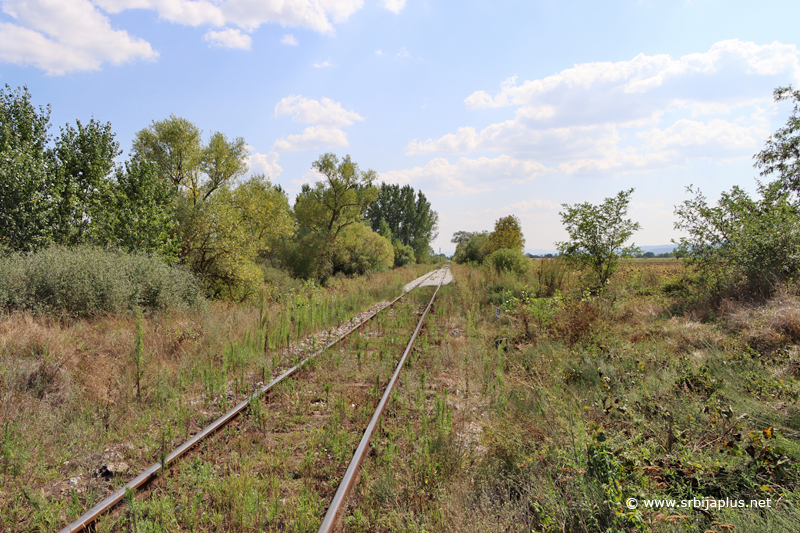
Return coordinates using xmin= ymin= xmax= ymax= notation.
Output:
xmin=317 ymin=263 xmax=449 ymax=533
xmin=58 ymin=267 xmax=443 ymax=533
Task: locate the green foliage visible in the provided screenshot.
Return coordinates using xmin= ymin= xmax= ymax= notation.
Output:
xmin=557 ymin=188 xmax=642 ymax=287
xmin=451 ymin=231 xmax=489 ymax=264
xmin=484 ymin=214 xmax=525 ymax=255
xmin=392 ymin=240 xmax=415 ymax=267
xmin=332 ymin=223 xmax=394 ymax=276
xmin=134 ymin=116 xmax=291 ymax=299
xmin=293 ymin=153 xmax=378 ymax=280
xmin=51 ymin=118 xmax=121 ymax=245
xmin=94 ymin=158 xmax=178 ymax=257
xmin=365 ymin=183 xmax=439 ymax=263
xmin=675 ymin=181 xmax=800 ymax=297
xmin=486 ymin=248 xmax=529 ymax=274
xmin=754 ymin=86 xmax=800 ymax=195
xmin=0 ymin=246 xmax=204 ymax=317
xmin=0 ymin=85 xmax=57 ymax=251
xmin=0 ymin=86 xmax=176 ymax=257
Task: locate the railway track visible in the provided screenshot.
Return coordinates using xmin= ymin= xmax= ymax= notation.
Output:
xmin=59 ymin=265 xmax=450 ymax=533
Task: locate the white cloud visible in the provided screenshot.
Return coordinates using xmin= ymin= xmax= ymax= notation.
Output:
xmin=465 ymin=40 xmax=800 ymax=112
xmin=203 ymin=28 xmax=251 ymax=49
xmin=0 ymin=0 xmax=158 ymax=74
xmin=273 ymin=125 xmax=349 ymax=151
xmin=638 ymin=118 xmax=768 ymax=153
xmin=383 ymin=0 xmax=406 ymax=14
xmin=274 ymin=95 xmax=363 ymax=126
xmin=396 ymin=47 xmax=410 ymax=59
xmin=404 ymin=39 xmax=798 ymax=180
xmin=375 ymin=49 xmax=383 ymax=56
xmin=2 ymin=0 xmax=365 ymax=73
xmin=313 ymin=59 xmax=332 ymax=68
xmin=95 ymin=0 xmax=364 ymax=34
xmin=281 ymin=34 xmax=298 ymax=46
xmin=246 ymin=148 xmax=283 ymax=178
xmin=380 ymin=155 xmax=549 ymax=196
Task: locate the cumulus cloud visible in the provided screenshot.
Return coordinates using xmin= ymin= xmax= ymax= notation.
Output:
xmin=273 ymin=125 xmax=349 ymax=151
xmin=95 ymin=0 xmax=364 ymax=34
xmin=281 ymin=34 xmax=298 ymax=46
xmin=203 ymin=28 xmax=251 ymax=49
xmin=0 ymin=0 xmax=158 ymax=74
xmin=3 ymin=0 xmax=365 ymax=73
xmin=246 ymin=148 xmax=283 ymax=178
xmin=383 ymin=0 xmax=406 ymax=14
xmin=274 ymin=95 xmax=364 ymax=126
xmin=404 ymin=39 xmax=798 ymax=180
xmin=272 ymin=95 xmax=363 ymax=151
xmin=380 ymin=155 xmax=549 ymax=196
xmin=313 ymin=59 xmax=332 ymax=68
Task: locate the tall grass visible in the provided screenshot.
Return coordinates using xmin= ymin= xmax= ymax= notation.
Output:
xmin=0 ymin=245 xmax=204 ymax=317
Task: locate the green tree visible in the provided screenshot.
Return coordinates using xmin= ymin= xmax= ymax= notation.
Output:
xmin=557 ymin=188 xmax=642 ymax=287
xmin=51 ymin=118 xmax=121 ymax=245
xmin=365 ymin=183 xmax=439 ymax=263
xmin=484 ymin=214 xmax=525 ymax=254
xmin=133 ymin=116 xmax=288 ymax=298
xmin=674 ymin=182 xmax=800 ymax=297
xmin=293 ymin=153 xmax=378 ymax=279
xmin=0 ymin=85 xmax=56 ymax=251
xmin=93 ymin=159 xmax=178 ymax=257
xmin=451 ymin=231 xmax=489 ymax=264
xmin=754 ymin=86 xmax=800 ymax=195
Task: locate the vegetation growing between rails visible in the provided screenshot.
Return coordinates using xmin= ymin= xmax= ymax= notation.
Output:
xmin=0 ymin=264 xmax=432 ymax=532
xmin=344 ymin=262 xmax=800 ymax=532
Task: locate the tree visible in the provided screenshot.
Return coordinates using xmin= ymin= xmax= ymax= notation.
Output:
xmin=675 ymin=182 xmax=800 ymax=297
xmin=0 ymin=85 xmax=56 ymax=251
xmin=93 ymin=159 xmax=178 ymax=257
xmin=132 ymin=116 xmax=288 ymax=298
xmin=365 ymin=183 xmax=438 ymax=263
xmin=51 ymin=118 xmax=121 ymax=245
xmin=484 ymin=214 xmax=525 ymax=255
xmin=293 ymin=153 xmax=378 ymax=279
xmin=451 ymin=231 xmax=489 ymax=264
xmin=0 ymin=86 xmax=122 ymax=251
xmin=754 ymin=86 xmax=800 ymax=196
xmin=557 ymin=188 xmax=642 ymax=287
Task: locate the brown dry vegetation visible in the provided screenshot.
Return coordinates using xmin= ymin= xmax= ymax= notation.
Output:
xmin=4 ymin=259 xmax=800 ymax=532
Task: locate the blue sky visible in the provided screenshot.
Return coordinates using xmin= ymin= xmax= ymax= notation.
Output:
xmin=2 ymin=0 xmax=799 ymax=254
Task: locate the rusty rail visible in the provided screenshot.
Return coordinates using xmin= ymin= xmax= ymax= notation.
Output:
xmin=317 ymin=263 xmax=449 ymax=533
xmin=58 ymin=267 xmax=443 ymax=533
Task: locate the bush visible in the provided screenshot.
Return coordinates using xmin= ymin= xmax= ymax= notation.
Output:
xmin=487 ymin=248 xmax=530 ymax=275
xmin=675 ymin=182 xmax=800 ymax=298
xmin=0 ymin=246 xmax=204 ymax=317
xmin=392 ymin=241 xmax=416 ymax=267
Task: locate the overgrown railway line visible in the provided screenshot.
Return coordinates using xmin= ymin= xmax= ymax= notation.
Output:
xmin=59 ymin=264 xmax=450 ymax=533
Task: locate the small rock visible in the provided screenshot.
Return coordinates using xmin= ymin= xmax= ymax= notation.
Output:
xmin=68 ymin=478 xmax=78 ymax=486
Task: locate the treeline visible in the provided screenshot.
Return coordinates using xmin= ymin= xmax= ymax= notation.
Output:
xmin=453 ymin=86 xmax=800 ymax=301
xmin=0 ymin=85 xmax=438 ymax=305
xmin=451 ymin=215 xmax=530 ymax=274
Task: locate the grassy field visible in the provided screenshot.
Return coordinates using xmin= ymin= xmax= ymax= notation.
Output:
xmin=3 ymin=259 xmax=800 ymax=532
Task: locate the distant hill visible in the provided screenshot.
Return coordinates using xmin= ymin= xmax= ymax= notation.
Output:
xmin=640 ymin=245 xmax=676 ymax=255
xmin=522 ymin=245 xmax=676 ymax=257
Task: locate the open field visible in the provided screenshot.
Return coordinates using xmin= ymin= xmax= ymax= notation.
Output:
xmin=3 ymin=259 xmax=800 ymax=532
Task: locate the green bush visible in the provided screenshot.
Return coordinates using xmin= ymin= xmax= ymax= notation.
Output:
xmin=392 ymin=241 xmax=416 ymax=267
xmin=0 ymin=246 xmax=204 ymax=317
xmin=486 ymin=248 xmax=530 ymax=275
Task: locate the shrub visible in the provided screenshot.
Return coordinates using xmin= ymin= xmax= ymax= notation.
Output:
xmin=486 ymin=248 xmax=530 ymax=275
xmin=392 ymin=241 xmax=416 ymax=268
xmin=0 ymin=246 xmax=204 ymax=317
xmin=675 ymin=181 xmax=800 ymax=298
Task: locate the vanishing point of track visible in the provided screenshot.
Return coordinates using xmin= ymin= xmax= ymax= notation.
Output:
xmin=59 ymin=264 xmax=450 ymax=533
